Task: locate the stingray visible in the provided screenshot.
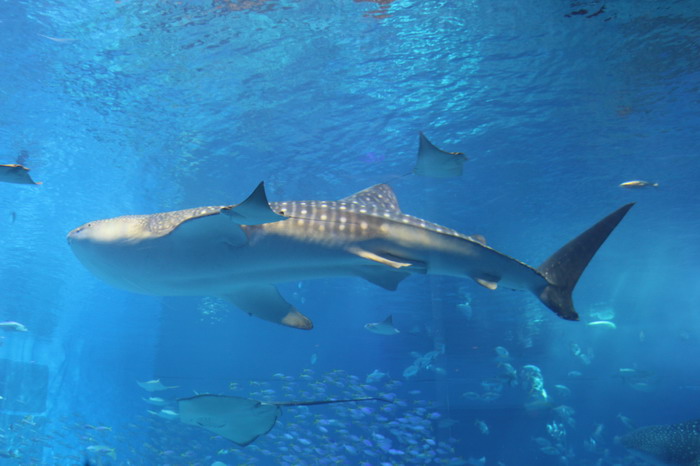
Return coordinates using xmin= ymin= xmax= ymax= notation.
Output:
xmin=178 ymin=394 xmax=387 ymax=446
xmin=0 ymin=164 xmax=41 ymax=185
xmin=413 ymin=132 xmax=468 ymax=178
xmin=364 ymin=314 xmax=400 ymax=335
xmin=620 ymin=419 xmax=700 ymax=465
xmin=137 ymin=379 xmax=179 ymax=392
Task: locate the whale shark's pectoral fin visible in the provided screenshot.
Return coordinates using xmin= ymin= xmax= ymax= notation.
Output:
xmin=413 ymin=132 xmax=467 ymax=178
xmin=222 ymin=182 xmax=286 ymax=225
xmin=355 ymin=266 xmax=411 ymax=291
xmin=223 ymin=285 xmax=313 ymax=330
xmin=165 ymin=212 xmax=249 ymax=247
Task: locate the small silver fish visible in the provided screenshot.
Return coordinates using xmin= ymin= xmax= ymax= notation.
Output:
xmin=619 ymin=180 xmax=659 ymax=188
xmin=587 ymin=320 xmax=617 ymax=330
xmin=474 ymin=419 xmax=489 ymax=435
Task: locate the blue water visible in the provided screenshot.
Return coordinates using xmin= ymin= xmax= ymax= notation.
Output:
xmin=1 ymin=0 xmax=699 ymax=464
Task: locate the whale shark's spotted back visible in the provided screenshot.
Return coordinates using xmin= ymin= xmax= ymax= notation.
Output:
xmin=261 ymin=183 xmax=471 ymax=245
xmin=621 ymin=419 xmax=700 ymax=465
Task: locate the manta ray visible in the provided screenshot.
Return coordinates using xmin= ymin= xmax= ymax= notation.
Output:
xmin=621 ymin=419 xmax=700 ymax=465
xmin=0 ymin=163 xmax=41 ymax=185
xmin=67 ymin=181 xmax=632 ymax=330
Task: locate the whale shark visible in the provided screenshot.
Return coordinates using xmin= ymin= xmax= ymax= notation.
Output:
xmin=621 ymin=419 xmax=700 ymax=465
xmin=67 ymin=182 xmax=633 ymax=330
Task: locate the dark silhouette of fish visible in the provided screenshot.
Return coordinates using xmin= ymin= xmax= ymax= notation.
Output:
xmin=621 ymin=419 xmax=700 ymax=465
xmin=0 ymin=164 xmax=41 ymax=185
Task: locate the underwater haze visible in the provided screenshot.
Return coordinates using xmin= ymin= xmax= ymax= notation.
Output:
xmin=1 ymin=0 xmax=699 ymax=464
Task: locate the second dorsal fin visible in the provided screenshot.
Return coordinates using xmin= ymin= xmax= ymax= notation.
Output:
xmin=340 ymin=184 xmax=401 ymax=212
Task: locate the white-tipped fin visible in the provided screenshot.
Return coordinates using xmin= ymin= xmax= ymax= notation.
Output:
xmin=224 ymin=284 xmax=313 ymax=330
xmin=475 ymin=278 xmax=498 ymax=290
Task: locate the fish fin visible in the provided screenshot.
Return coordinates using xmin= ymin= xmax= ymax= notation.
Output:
xmin=166 ymin=211 xmax=249 ymax=247
xmin=468 ymin=234 xmax=487 ymax=246
xmin=413 ymin=132 xmax=467 ymax=178
xmin=536 ymin=203 xmax=634 ymax=321
xmin=475 ymin=278 xmax=498 ymax=290
xmin=340 ymin=184 xmax=401 ymax=212
xmin=348 ymin=247 xmax=414 ymax=269
xmin=0 ymin=164 xmax=40 ymax=185
xmin=223 ymin=285 xmax=313 ymax=330
xmin=383 ymin=315 xmax=394 ymax=325
xmin=355 ymin=267 xmax=410 ymax=290
xmin=222 ymin=182 xmax=285 ymax=225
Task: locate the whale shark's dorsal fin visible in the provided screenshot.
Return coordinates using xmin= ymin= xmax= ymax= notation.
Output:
xmin=222 ymin=182 xmax=285 ymax=225
xmin=340 ymin=184 xmax=401 ymax=212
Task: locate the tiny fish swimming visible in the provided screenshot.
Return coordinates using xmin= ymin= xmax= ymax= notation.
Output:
xmin=67 ymin=136 xmax=634 ymax=330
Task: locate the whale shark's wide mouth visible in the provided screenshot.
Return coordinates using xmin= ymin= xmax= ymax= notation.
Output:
xmin=66 ymin=225 xmax=87 ymax=244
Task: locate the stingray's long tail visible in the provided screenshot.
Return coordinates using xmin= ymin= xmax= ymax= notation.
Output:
xmin=275 ymin=397 xmax=390 ymax=407
xmin=535 ymin=203 xmax=634 ymax=321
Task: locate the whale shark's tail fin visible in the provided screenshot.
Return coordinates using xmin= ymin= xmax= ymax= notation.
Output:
xmin=536 ymin=203 xmax=634 ymax=320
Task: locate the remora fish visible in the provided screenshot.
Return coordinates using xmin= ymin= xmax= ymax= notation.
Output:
xmin=67 ymin=183 xmax=633 ymax=330
xmin=619 ymin=180 xmax=659 ymax=188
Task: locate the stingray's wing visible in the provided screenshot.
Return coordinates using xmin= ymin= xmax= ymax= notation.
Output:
xmin=178 ymin=394 xmax=280 ymax=446
xmin=413 ymin=133 xmax=466 ymax=178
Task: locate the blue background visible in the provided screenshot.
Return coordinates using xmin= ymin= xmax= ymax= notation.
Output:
xmin=0 ymin=0 xmax=699 ymax=464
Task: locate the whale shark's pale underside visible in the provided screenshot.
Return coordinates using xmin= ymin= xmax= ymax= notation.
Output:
xmin=67 ymin=177 xmax=633 ymax=330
